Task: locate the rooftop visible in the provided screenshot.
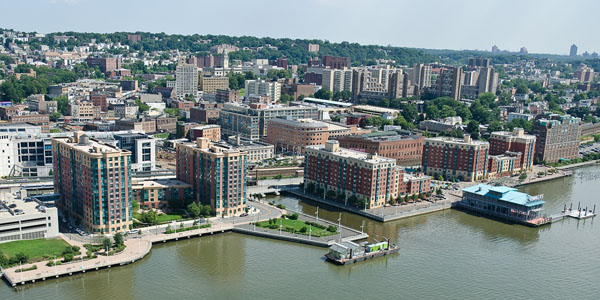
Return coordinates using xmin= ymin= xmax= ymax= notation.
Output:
xmin=462 ymin=184 xmax=545 ymax=207
xmin=53 ymin=134 xmax=130 ymax=155
xmin=426 ymin=136 xmax=489 ymax=146
xmin=307 ymin=142 xmax=396 ymax=165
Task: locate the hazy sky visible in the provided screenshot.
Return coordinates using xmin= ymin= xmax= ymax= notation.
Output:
xmin=2 ymin=0 xmax=599 ymax=55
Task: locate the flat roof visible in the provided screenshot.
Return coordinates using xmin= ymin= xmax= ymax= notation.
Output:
xmin=426 ymin=136 xmax=489 ymax=146
xmin=0 ymin=198 xmax=47 ymax=218
xmin=302 ymin=97 xmax=353 ymax=107
xmin=353 ymin=105 xmax=400 ymax=114
xmin=53 ymin=136 xmax=129 ymax=155
xmin=307 ymin=144 xmax=396 ymax=164
xmin=462 ymin=184 xmax=545 ymax=207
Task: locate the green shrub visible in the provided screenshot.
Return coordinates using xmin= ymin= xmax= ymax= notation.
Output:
xmin=62 ymin=253 xmax=74 ymax=263
xmin=327 ymin=225 xmax=337 ymax=233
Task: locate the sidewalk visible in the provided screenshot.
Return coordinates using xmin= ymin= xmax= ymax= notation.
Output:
xmin=3 ymin=236 xmax=151 ymax=286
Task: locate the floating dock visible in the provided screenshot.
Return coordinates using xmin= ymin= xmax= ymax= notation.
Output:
xmin=562 ymin=203 xmax=596 ymax=220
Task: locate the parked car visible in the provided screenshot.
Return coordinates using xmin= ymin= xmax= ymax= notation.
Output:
xmin=128 ymin=229 xmax=140 ymax=235
xmin=240 ymin=213 xmax=249 ymax=217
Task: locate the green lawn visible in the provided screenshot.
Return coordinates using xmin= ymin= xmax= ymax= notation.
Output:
xmin=0 ymin=238 xmax=71 ymax=260
xmin=153 ymin=133 xmax=170 ymax=139
xmin=256 ymin=218 xmax=336 ymax=237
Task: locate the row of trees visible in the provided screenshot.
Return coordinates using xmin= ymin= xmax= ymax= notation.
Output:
xmin=0 ymin=64 xmax=88 ymax=102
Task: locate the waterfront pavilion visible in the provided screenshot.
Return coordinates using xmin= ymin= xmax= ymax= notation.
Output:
xmin=460 ymin=184 xmax=546 ymax=225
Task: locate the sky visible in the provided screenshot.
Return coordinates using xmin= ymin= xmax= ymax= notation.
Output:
xmin=2 ymin=0 xmax=599 ymax=55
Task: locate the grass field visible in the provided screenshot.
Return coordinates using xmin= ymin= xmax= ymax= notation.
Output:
xmin=0 ymin=238 xmax=71 ymax=260
xmin=256 ymin=218 xmax=336 ymax=237
xmin=133 ymin=209 xmax=188 ymax=224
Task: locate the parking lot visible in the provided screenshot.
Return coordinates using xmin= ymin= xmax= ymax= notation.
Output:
xmin=579 ymin=142 xmax=600 ymax=155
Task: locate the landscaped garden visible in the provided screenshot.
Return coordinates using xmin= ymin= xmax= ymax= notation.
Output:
xmin=0 ymin=238 xmax=72 ymax=267
xmin=255 ymin=213 xmax=337 ymax=237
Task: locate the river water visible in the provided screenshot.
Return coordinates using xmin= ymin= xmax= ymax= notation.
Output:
xmin=2 ymin=166 xmax=600 ymax=299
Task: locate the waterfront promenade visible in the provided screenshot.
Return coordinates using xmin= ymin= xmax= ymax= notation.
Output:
xmin=2 ymin=201 xmax=283 ymax=287
xmin=284 ymin=189 xmax=460 ymax=223
xmin=2 ymin=235 xmax=152 ymax=287
xmin=233 ymin=210 xmax=368 ymax=247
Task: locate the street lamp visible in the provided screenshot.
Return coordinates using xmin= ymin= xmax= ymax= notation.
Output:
xmin=337 ymin=213 xmax=342 ymax=243
xmin=315 ymin=206 xmax=319 ymax=222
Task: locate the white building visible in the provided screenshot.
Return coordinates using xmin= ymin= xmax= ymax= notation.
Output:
xmin=245 ymin=80 xmax=282 ymax=102
xmin=0 ymin=190 xmax=59 ymax=243
xmin=175 ymin=63 xmax=199 ymax=98
xmin=0 ymin=134 xmax=15 ymax=178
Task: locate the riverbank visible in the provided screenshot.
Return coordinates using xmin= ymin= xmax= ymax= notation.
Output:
xmin=283 ymin=189 xmax=460 ymax=223
xmin=2 ymin=201 xmax=280 ymax=287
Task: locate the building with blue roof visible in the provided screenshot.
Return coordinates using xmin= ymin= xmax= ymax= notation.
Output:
xmin=459 ymin=184 xmax=549 ymax=226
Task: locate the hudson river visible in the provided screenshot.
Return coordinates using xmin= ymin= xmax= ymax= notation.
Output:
xmin=2 ymin=165 xmax=599 ymax=299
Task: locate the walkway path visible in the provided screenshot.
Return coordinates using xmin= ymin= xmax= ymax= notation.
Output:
xmin=3 ymin=235 xmax=152 ymax=287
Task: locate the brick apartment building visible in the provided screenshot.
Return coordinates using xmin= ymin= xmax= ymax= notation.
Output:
xmin=422 ymin=135 xmax=489 ymax=182
xmin=52 ymin=133 xmax=132 ymax=234
xmin=304 ymin=141 xmax=398 ymax=209
xmin=334 ymin=132 xmax=425 ymax=166
xmin=176 ymin=138 xmax=248 ymax=216
xmin=533 ymin=115 xmax=581 ymax=163
xmin=488 ymin=128 xmax=536 ymax=171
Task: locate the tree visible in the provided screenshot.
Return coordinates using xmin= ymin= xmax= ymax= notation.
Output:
xmin=140 ymin=210 xmax=159 ymax=225
xmin=306 ymin=182 xmax=315 ymax=194
xmin=466 ymin=120 xmax=480 ymax=140
xmin=113 ymin=232 xmax=124 ymax=247
xmin=425 ymin=105 xmax=440 ymax=119
xmin=132 ymin=199 xmax=140 ymax=212
xmin=201 ymin=205 xmax=212 ymax=217
xmin=438 ymin=175 xmax=444 ymax=181
xmin=440 ymin=105 xmax=456 ymax=118
xmin=187 ymin=202 xmax=202 ymax=219
xmin=0 ymin=81 xmax=18 ymax=102
xmin=519 ymin=173 xmax=528 ymax=180
xmin=314 ymin=89 xmax=332 ymax=100
xmin=102 ymin=237 xmax=111 ymax=250
xmin=55 ymin=95 xmax=70 ymax=115
xmin=135 ymin=99 xmax=150 ymax=112
xmin=488 ymin=121 xmax=503 ymax=132
xmin=279 ymin=94 xmax=292 ymax=103
xmin=436 ymin=188 xmax=443 ymax=195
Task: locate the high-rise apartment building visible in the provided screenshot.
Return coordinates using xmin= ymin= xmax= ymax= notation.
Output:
xmin=413 ymin=64 xmax=432 ymax=92
xmin=422 ymin=135 xmax=489 ymax=182
xmin=304 ymin=141 xmax=398 ymax=209
xmin=322 ymin=68 xmax=353 ymax=93
xmin=245 ymin=79 xmax=281 ymax=102
xmin=52 ymin=133 xmax=133 ymax=234
xmin=533 ymin=115 xmax=581 ymax=163
xmin=570 ymin=44 xmax=578 ymax=57
xmin=434 ymin=66 xmax=463 ymax=100
xmin=175 ymin=63 xmax=199 ymax=98
xmin=176 ymin=138 xmax=247 ymax=216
